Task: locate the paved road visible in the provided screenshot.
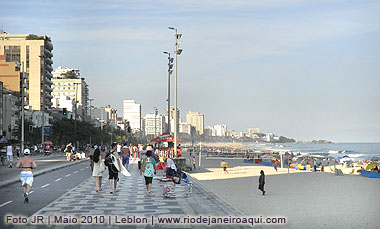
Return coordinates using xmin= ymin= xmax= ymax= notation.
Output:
xmin=0 ymin=161 xmax=92 ymax=226
xmin=0 ymin=153 xmax=88 ymax=187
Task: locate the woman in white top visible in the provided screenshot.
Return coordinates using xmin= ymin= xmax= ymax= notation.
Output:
xmin=92 ymin=149 xmax=105 ymax=192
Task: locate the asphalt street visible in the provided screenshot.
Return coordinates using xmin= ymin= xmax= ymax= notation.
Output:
xmin=0 ymin=161 xmax=92 ymax=226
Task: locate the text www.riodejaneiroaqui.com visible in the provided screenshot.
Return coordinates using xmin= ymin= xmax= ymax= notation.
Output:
xmin=5 ymin=215 xmax=287 ymax=226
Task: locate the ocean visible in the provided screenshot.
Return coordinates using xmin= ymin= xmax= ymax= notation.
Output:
xmin=248 ymin=142 xmax=380 ymax=160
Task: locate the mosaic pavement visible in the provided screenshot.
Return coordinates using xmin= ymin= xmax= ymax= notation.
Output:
xmin=16 ymin=162 xmax=248 ymax=228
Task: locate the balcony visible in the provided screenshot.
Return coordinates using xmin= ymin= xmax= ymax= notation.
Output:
xmin=45 ymin=40 xmax=53 ymax=50
xmin=46 ymin=64 xmax=53 ymax=72
xmin=46 ymin=57 xmax=53 ymax=65
xmin=45 ymin=71 xmax=53 ymax=79
xmin=44 ymin=49 xmax=53 ymax=57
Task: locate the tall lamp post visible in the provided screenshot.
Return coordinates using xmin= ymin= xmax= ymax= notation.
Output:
xmin=168 ymin=27 xmax=182 ymax=157
xmin=163 ymin=52 xmax=173 ymax=134
xmin=38 ymin=55 xmax=46 ymax=145
xmin=73 ymin=82 xmax=80 ymax=139
xmin=153 ymin=107 xmax=158 ymax=137
xmin=20 ymin=62 xmax=25 ymax=154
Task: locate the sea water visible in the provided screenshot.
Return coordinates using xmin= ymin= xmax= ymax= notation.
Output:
xmin=250 ymin=142 xmax=380 ymax=160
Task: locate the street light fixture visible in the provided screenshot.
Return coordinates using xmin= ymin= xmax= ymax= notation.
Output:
xmin=163 ymin=51 xmax=173 ymax=133
xmin=168 ymin=26 xmax=183 ymax=157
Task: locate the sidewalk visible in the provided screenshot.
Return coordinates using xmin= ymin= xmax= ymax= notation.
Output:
xmin=0 ymin=153 xmax=87 ymax=188
xmin=24 ymin=161 xmax=246 ymax=228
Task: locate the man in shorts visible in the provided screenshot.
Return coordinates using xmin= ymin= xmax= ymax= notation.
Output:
xmin=7 ymin=144 xmax=14 ymax=168
xmin=121 ymin=145 xmax=130 ymax=171
xmin=16 ymin=149 xmax=37 ymax=203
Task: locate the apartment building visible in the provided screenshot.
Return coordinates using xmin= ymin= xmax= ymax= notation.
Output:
xmin=0 ymin=32 xmax=54 ymax=111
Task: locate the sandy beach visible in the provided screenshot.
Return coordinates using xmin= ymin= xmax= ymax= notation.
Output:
xmin=187 ymin=153 xmax=380 ymax=229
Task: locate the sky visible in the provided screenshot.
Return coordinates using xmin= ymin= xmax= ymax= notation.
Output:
xmin=1 ymin=0 xmax=380 ymax=142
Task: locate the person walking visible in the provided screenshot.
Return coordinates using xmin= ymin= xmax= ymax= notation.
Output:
xmin=192 ymin=156 xmax=196 ymax=170
xmin=92 ymin=148 xmax=105 ymax=192
xmin=7 ymin=144 xmax=14 ymax=168
xmin=313 ymin=159 xmax=317 ymax=172
xmin=121 ymin=145 xmax=130 ymax=171
xmin=106 ymin=143 xmax=120 ymax=194
xmin=258 ymin=170 xmax=266 ymax=195
xmin=64 ymin=143 xmax=73 ymax=161
xmin=16 ymin=149 xmax=37 ymax=203
xmin=221 ymin=160 xmax=229 ymax=174
xmin=140 ymin=150 xmax=156 ymax=194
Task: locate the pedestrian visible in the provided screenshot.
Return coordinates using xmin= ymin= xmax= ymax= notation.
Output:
xmin=221 ymin=160 xmax=229 ymax=174
xmin=273 ymin=158 xmax=278 ymax=172
xmin=165 ymin=157 xmax=177 ymax=178
xmin=7 ymin=144 xmax=14 ymax=168
xmin=117 ymin=143 xmax=121 ymax=157
xmin=140 ymin=150 xmax=156 ymax=194
xmin=16 ymin=145 xmax=20 ymax=160
xmin=92 ymin=148 xmax=105 ymax=192
xmin=121 ymin=145 xmax=130 ymax=171
xmin=16 ymin=149 xmax=37 ymax=203
xmin=192 ymin=156 xmax=196 ymax=170
xmin=258 ymin=170 xmax=265 ymax=195
xmin=64 ymin=143 xmax=73 ymax=161
xmin=106 ymin=143 xmax=120 ymax=194
xmin=314 ymin=159 xmax=317 ymax=172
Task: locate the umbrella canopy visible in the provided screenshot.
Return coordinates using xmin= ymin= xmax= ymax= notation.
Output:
xmin=150 ymin=132 xmax=182 ymax=143
xmin=365 ymin=162 xmax=378 ymax=171
xmin=44 ymin=141 xmax=54 ymax=145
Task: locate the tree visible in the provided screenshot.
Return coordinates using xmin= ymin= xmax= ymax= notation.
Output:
xmin=61 ymin=71 xmax=77 ymax=79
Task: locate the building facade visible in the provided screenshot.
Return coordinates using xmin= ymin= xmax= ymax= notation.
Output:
xmin=186 ymin=111 xmax=204 ymax=135
xmin=0 ymin=32 xmax=54 ymax=111
xmin=143 ymin=113 xmax=164 ymax=137
xmin=51 ymin=66 xmax=89 ymax=117
xmin=123 ymin=100 xmax=141 ymax=132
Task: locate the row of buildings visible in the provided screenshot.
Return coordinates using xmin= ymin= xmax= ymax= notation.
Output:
xmin=0 ymin=31 xmax=271 ymax=144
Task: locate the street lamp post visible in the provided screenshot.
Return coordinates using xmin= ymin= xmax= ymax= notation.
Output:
xmin=163 ymin=52 xmax=173 ymax=134
xmin=153 ymin=107 xmax=158 ymax=137
xmin=38 ymin=55 xmax=46 ymax=145
xmin=20 ymin=62 xmax=25 ymax=154
xmin=73 ymin=82 xmax=80 ymax=139
xmin=168 ymin=27 xmax=182 ymax=157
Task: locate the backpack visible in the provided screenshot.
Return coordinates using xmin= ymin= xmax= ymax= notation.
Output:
xmin=104 ymin=153 xmax=113 ymax=167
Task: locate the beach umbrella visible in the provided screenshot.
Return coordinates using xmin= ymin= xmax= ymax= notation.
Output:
xmin=365 ymin=162 xmax=378 ymax=171
xmin=44 ymin=141 xmax=53 ymax=145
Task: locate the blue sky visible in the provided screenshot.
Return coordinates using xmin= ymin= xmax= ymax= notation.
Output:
xmin=1 ymin=0 xmax=379 ymax=142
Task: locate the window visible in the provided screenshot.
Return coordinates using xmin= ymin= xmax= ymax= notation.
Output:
xmin=4 ymin=46 xmax=21 ymax=62
xmin=26 ymin=46 xmax=30 ymax=71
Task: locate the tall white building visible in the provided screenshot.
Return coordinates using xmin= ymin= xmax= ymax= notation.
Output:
xmin=186 ymin=111 xmax=204 ymax=135
xmin=143 ymin=113 xmax=164 ymax=136
xmin=213 ymin=124 xmax=227 ymax=137
xmin=123 ymin=100 xmax=141 ymax=132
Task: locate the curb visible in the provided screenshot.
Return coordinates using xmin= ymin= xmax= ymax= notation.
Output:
xmin=0 ymin=159 xmax=88 ymax=188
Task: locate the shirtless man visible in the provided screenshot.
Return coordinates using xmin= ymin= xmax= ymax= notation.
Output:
xmin=16 ymin=149 xmax=37 ymax=203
